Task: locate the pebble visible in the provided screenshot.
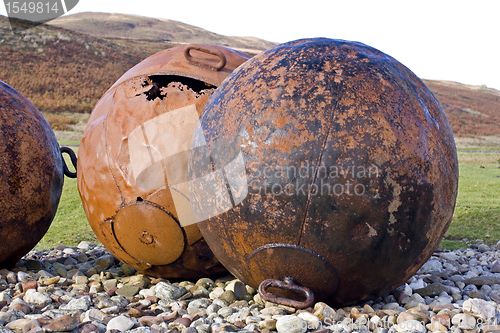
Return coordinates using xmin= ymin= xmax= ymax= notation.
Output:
xmin=297 ymin=311 xmax=321 ymax=330
xmin=60 ymin=295 xmax=91 ymax=311
xmin=420 ymin=259 xmax=443 ymax=273
xmin=259 ymin=318 xmax=277 ymax=330
xmin=153 ymin=282 xmax=186 ymax=300
xmin=414 ymin=282 xmax=451 ymax=297
xmin=225 ymin=280 xmax=248 ymax=299
xmin=395 ymin=319 xmax=426 ymax=332
xmin=23 ymin=289 xmax=52 ymax=307
xmin=276 ymin=315 xmax=308 ymax=333
xmin=116 ymin=284 xmax=140 ymax=297
xmin=463 ymin=298 xmax=500 ymax=322
xmin=107 ymin=315 xmax=135 ymax=331
xmin=42 ymin=315 xmax=79 ymax=332
xmin=2 ymin=241 xmax=500 ymax=332
xmin=219 ymin=290 xmax=237 ymax=303
xmin=451 ymin=313 xmax=476 ymax=329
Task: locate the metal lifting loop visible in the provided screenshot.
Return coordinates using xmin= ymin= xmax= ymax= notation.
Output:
xmin=60 ymin=146 xmax=77 ymax=178
xmin=184 ymin=44 xmax=227 ymax=71
xmin=258 ymin=277 xmax=315 ymax=309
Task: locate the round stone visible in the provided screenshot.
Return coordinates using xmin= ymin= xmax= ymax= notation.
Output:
xmin=107 ymin=315 xmax=135 ymax=332
xmin=275 ymin=315 xmax=307 ymax=333
xmin=297 ymin=312 xmax=321 ymax=330
xmin=60 ymin=296 xmax=91 ymax=311
xmin=452 ymin=313 xmax=476 ymax=330
xmin=23 ymin=289 xmax=52 ymax=307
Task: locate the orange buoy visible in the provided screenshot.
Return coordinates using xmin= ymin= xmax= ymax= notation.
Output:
xmin=77 ymin=44 xmax=250 ymax=279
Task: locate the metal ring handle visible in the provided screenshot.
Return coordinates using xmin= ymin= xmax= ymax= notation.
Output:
xmin=183 ymin=44 xmax=227 ymax=71
xmin=258 ymin=277 xmax=315 ymax=309
xmin=60 ymin=146 xmax=77 ymax=178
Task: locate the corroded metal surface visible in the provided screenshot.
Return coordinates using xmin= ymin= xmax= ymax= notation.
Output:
xmin=0 ymin=80 xmax=63 ymax=267
xmin=194 ymin=38 xmax=459 ymax=306
xmin=77 ymin=44 xmax=250 ymax=279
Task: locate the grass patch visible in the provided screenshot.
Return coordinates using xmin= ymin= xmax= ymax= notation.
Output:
xmin=457 ymin=147 xmax=500 ymax=151
xmin=439 ymin=152 xmax=500 ymax=249
xmin=439 ymin=239 xmax=468 ymax=251
xmin=35 ymin=177 xmax=100 ymax=249
xmin=58 ymin=141 xmax=81 ymax=146
xmin=455 ymin=136 xmax=500 ymax=148
xmin=35 ymin=147 xmax=100 ymax=249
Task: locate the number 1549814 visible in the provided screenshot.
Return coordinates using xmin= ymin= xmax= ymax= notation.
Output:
xmin=5 ymin=1 xmax=60 ymax=14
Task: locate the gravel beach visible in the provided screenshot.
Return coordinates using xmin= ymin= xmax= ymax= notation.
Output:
xmin=2 ymin=241 xmax=500 ymax=333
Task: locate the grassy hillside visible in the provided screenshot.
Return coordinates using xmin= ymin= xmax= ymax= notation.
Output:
xmin=424 ymin=80 xmax=500 ymax=137
xmin=0 ymin=13 xmax=269 ymax=116
xmin=0 ymin=15 xmax=149 ymax=114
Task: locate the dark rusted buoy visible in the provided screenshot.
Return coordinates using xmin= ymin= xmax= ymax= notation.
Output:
xmin=192 ymin=38 xmax=459 ymax=306
xmin=77 ymin=44 xmax=250 ymax=279
xmin=0 ymin=81 xmax=64 ymax=267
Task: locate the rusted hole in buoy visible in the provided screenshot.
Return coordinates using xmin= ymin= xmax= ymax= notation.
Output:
xmin=141 ymin=75 xmax=216 ymax=101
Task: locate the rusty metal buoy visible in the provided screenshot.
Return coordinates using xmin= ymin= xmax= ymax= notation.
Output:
xmin=77 ymin=44 xmax=250 ymax=279
xmin=192 ymin=38 xmax=459 ymax=306
xmin=0 ymin=81 xmax=65 ymax=267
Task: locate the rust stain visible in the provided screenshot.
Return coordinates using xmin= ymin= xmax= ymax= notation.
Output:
xmin=0 ymin=81 xmax=64 ymax=268
xmin=196 ymin=38 xmax=459 ymax=306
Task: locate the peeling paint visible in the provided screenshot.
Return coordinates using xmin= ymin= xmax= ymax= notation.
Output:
xmin=386 ymin=175 xmax=403 ymax=225
xmin=366 ymin=223 xmax=377 ymax=237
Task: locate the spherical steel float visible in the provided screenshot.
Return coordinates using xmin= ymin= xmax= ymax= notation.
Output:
xmin=0 ymin=80 xmax=64 ymax=267
xmin=191 ymin=38 xmax=459 ymax=306
xmin=77 ymin=44 xmax=250 ymax=279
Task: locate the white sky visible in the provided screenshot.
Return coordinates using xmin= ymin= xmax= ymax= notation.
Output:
xmin=2 ymin=0 xmax=500 ymax=90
